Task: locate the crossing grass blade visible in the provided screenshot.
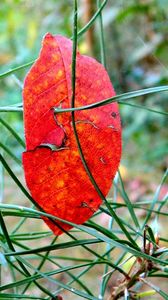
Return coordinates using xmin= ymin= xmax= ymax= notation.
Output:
xmin=118 ymin=170 xmax=140 ymax=229
xmin=1 ymin=85 xmax=168 ymax=115
xmin=53 ymin=85 xmax=168 ymax=113
xmin=119 ymin=100 xmax=168 ymax=116
xmin=143 ymin=168 xmax=168 ymax=227
xmin=0 ymin=294 xmax=45 ymax=299
xmin=1 ymin=204 xmax=167 ymax=266
xmin=0 ymin=142 xmax=21 ymax=165
xmin=0 ymin=212 xmax=56 ymax=298
xmin=0 ymin=117 xmax=25 ymax=147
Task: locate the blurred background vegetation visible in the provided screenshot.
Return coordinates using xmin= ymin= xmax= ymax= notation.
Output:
xmin=0 ymin=0 xmax=168 ymax=299
xmin=1 ymin=0 xmax=167 ymax=175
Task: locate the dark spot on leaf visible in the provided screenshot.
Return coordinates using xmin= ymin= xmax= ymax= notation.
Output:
xmin=111 ymin=112 xmax=117 ymax=118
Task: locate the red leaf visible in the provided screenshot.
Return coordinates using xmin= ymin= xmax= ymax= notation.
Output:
xmin=22 ymin=33 xmax=122 ymax=235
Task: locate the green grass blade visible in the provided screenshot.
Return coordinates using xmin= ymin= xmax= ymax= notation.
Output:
xmin=0 ymin=106 xmax=23 ymax=112
xmin=119 ymin=101 xmax=168 ymax=116
xmin=2 ymin=205 xmax=167 ymax=266
xmin=20 ymin=235 xmax=94 ymax=297
xmin=70 ymin=0 xmax=138 ymax=250
xmin=5 ymin=239 xmax=102 ymax=256
xmin=12 ymin=215 xmax=31 ymax=235
xmin=1 ymin=85 xmax=168 ymax=114
xmin=0 ymin=117 xmax=25 ymax=147
xmin=77 ymin=0 xmax=107 ymax=40
xmin=0 ymin=142 xmax=21 ymax=165
xmin=97 ymin=0 xmax=106 ymax=68
xmin=55 ymin=246 xmax=115 ymax=297
xmin=0 ymin=212 xmax=55 ymax=298
xmin=12 ymin=238 xmax=114 ymax=298
xmin=118 ymin=170 xmax=140 ymax=229
xmin=140 ymin=278 xmax=168 ymax=300
xmin=0 ymin=261 xmax=107 ymax=299
xmin=22 ymin=236 xmax=57 ymax=294
xmin=143 ymin=169 xmax=168 ymax=227
xmin=0 ymin=61 xmax=34 ymax=79
xmin=99 ymin=175 xmax=119 ymax=298
xmin=0 ymin=153 xmax=40 ymax=207
xmin=86 ymin=219 xmax=138 ymax=247
xmin=2 ymin=149 xmax=102 ymax=297
xmin=54 ymin=85 xmax=168 ymax=113
xmin=0 ymin=294 xmax=45 ymax=299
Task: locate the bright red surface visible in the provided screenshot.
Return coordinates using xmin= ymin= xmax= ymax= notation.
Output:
xmin=22 ymin=33 xmax=122 ymax=235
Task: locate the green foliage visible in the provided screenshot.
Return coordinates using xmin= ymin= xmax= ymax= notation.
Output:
xmin=0 ymin=0 xmax=168 ymax=299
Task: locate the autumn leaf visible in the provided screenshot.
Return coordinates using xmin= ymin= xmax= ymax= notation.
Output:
xmin=22 ymin=33 xmax=122 ymax=235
